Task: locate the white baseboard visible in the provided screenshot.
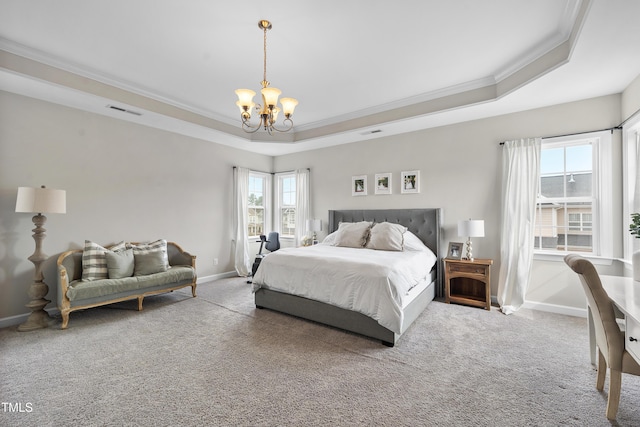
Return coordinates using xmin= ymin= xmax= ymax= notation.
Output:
xmin=0 ymin=272 xmax=238 ymax=329
xmin=0 ymin=307 xmax=61 ymax=330
xmin=522 ymin=300 xmax=588 ymax=318
xmin=197 ymin=271 xmax=237 ymax=283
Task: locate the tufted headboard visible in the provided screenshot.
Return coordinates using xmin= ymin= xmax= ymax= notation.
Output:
xmin=328 ymin=208 xmax=442 ymax=296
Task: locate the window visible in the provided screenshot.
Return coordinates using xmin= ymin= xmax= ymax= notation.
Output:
xmin=276 ymin=173 xmax=296 ymax=238
xmin=534 ymin=131 xmax=612 ymax=256
xmin=248 ymin=172 xmax=268 ymax=238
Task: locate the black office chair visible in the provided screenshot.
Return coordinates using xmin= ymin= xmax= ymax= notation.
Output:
xmin=248 ymin=232 xmax=280 ymax=281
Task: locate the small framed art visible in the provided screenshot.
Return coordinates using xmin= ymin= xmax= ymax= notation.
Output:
xmin=374 ymin=173 xmax=392 ymax=195
xmin=447 ymin=242 xmax=464 ymax=260
xmin=401 ymin=170 xmax=420 ymax=194
xmin=352 ymin=175 xmax=367 ymax=196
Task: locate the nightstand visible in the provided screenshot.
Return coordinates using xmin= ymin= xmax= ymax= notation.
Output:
xmin=444 ymin=258 xmax=493 ymax=310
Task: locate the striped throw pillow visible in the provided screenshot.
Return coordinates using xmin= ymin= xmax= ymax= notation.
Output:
xmin=81 ymin=240 xmax=127 ymax=281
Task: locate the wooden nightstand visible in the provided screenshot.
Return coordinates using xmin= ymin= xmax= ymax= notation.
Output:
xmin=444 ymin=258 xmax=493 ymax=310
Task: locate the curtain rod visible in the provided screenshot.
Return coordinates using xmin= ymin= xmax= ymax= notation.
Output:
xmin=499 ymin=126 xmax=620 ymax=145
xmin=232 ymin=167 xmax=310 ymax=174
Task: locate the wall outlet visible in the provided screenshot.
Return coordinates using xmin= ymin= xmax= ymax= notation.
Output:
xmin=213 ymin=258 xmax=219 ymax=266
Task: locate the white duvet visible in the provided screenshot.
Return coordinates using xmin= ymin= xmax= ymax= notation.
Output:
xmin=251 ymin=244 xmax=437 ymax=334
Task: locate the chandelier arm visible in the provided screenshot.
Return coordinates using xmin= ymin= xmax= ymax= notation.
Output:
xmin=240 ymin=117 xmax=263 ymax=134
xmin=269 ymin=118 xmax=294 ymax=133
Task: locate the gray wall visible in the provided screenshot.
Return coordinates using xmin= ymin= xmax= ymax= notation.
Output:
xmin=0 ymin=91 xmax=272 ymax=320
xmin=274 ymin=93 xmax=627 ymax=314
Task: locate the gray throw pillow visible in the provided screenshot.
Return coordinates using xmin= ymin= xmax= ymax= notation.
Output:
xmin=105 ymin=248 xmax=135 ymax=279
xmin=134 ymin=251 xmax=169 ymax=276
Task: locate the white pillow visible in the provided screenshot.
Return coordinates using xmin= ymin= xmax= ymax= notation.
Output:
xmin=334 ymin=221 xmax=373 ymax=248
xmin=366 ymin=222 xmax=407 ymax=251
xmin=403 ymin=231 xmax=430 ymax=251
xmin=321 ymin=230 xmax=339 ymax=246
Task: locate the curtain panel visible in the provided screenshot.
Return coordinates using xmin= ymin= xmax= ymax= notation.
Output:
xmin=233 ymin=167 xmax=250 ymax=276
xmin=497 ymin=138 xmax=541 ymax=315
xmin=295 ymin=168 xmax=310 ymax=247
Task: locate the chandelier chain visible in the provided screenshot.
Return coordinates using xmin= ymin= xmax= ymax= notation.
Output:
xmin=262 ymin=25 xmax=268 ymax=87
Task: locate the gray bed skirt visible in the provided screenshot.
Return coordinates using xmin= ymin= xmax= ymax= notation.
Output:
xmin=255 ymin=279 xmax=436 ymax=346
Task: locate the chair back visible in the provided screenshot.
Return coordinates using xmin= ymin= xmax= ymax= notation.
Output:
xmin=265 ymin=232 xmax=280 ymax=252
xmin=564 ymin=254 xmax=624 ymax=369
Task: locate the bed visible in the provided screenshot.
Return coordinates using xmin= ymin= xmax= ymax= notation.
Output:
xmin=252 ymin=208 xmax=442 ymax=346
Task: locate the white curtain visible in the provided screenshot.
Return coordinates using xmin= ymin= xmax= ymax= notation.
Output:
xmin=497 ymin=138 xmax=541 ymax=315
xmin=295 ymin=168 xmax=310 ymax=247
xmin=634 ymin=132 xmax=640 ymax=212
xmin=233 ymin=167 xmax=251 ymax=276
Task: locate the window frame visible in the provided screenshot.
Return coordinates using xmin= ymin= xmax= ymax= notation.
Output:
xmin=533 ymin=131 xmax=612 ymax=259
xmin=247 ymin=171 xmax=272 ymax=239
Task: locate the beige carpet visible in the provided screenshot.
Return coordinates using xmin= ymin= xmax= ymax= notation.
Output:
xmin=1 ymin=277 xmax=639 ymax=426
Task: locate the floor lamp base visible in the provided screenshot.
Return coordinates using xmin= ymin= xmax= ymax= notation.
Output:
xmin=17 ymin=305 xmax=53 ymax=331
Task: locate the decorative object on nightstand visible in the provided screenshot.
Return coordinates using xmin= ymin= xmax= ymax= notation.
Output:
xmin=15 ymin=185 xmax=66 ymax=331
xmin=458 ymin=219 xmax=485 ymax=261
xmin=306 ymin=219 xmax=322 ymax=245
xmin=444 ymin=258 xmax=493 ymax=310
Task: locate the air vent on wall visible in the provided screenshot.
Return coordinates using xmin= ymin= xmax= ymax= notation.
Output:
xmin=106 ymin=105 xmax=142 ymax=116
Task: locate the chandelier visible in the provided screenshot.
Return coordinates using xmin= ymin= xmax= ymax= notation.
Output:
xmin=235 ymin=20 xmax=298 ymax=134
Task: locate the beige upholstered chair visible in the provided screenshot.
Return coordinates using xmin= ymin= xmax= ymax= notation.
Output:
xmin=564 ymin=254 xmax=640 ymax=419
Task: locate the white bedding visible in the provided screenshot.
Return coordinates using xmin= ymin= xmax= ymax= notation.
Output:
xmin=251 ymin=243 xmax=437 ymax=334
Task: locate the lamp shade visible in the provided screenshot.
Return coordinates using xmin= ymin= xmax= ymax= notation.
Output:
xmin=261 ymin=87 xmax=281 ymax=107
xmin=458 ymin=219 xmax=484 ymax=238
xmin=306 ymin=219 xmax=322 ymax=232
xmin=235 ymin=89 xmax=256 ymax=106
xmin=16 ymin=186 xmax=66 ymax=214
xmin=280 ymin=97 xmax=298 ymax=117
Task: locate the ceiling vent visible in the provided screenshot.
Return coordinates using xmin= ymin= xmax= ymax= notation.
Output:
xmin=360 ymin=129 xmax=383 ymax=136
xmin=106 ymin=105 xmax=142 ymax=116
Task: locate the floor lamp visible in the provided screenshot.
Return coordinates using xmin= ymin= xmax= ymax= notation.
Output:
xmin=15 ymin=185 xmax=66 ymax=331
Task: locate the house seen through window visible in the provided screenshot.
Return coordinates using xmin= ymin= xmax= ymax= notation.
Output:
xmin=248 ymin=173 xmax=265 ymax=238
xmin=534 ymin=140 xmax=594 ymax=253
xmin=277 ymin=173 xmax=296 ymax=238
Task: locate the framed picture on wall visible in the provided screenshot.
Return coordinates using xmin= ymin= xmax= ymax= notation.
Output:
xmin=374 ymin=173 xmax=392 ymax=195
xmin=401 ymin=170 xmax=420 ymax=194
xmin=352 ymin=175 xmax=367 ymax=196
xmin=447 ymin=242 xmax=464 ymax=260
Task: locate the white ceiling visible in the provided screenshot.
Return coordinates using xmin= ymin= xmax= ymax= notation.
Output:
xmin=1 ymin=0 xmax=640 ymax=156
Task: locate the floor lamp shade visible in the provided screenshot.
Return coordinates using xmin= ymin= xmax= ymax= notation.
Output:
xmin=15 ymin=186 xmax=66 ymax=214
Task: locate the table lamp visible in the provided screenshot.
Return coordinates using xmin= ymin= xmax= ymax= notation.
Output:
xmin=306 ymin=219 xmax=322 ymax=245
xmin=458 ymin=219 xmax=484 ymax=261
xmin=15 ymin=185 xmax=66 ymax=331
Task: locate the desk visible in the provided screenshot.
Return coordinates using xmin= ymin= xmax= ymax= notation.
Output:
xmin=589 ymin=276 xmax=640 ymax=365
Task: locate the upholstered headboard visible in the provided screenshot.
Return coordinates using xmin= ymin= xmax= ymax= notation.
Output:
xmin=328 ymin=208 xmax=442 ymax=296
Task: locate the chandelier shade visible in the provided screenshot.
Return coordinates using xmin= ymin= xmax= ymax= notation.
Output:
xmin=235 ymin=20 xmax=298 ymax=134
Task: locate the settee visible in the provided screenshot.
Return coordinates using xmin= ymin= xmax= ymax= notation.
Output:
xmin=57 ymin=240 xmax=197 ymax=329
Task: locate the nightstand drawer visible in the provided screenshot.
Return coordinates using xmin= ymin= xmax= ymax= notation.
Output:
xmin=448 ymin=264 xmax=487 ymax=275
xmin=627 ymin=317 xmax=640 ymax=362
